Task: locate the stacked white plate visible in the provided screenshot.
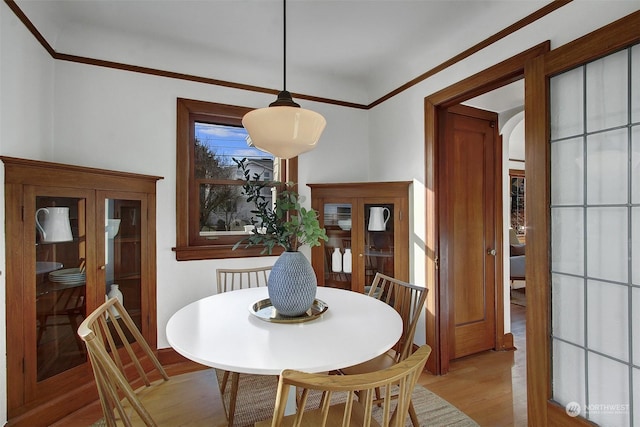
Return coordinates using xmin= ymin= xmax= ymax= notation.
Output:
xmin=49 ymin=268 xmax=86 ymax=285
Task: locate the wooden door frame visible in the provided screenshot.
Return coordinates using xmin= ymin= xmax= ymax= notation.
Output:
xmin=424 ymin=41 xmax=549 ymax=375
xmin=525 ymin=11 xmax=640 ymax=425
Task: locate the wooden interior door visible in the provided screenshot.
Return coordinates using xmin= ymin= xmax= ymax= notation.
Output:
xmin=440 ymin=105 xmax=498 ymax=360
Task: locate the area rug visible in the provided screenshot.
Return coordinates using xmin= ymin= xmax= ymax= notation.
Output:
xmin=218 ymin=370 xmax=479 ymax=427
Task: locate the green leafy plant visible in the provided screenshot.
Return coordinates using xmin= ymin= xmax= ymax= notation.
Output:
xmin=233 ymin=158 xmax=328 ymax=254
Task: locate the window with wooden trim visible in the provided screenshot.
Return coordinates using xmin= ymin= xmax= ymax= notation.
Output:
xmin=174 ymin=98 xmax=295 ymax=260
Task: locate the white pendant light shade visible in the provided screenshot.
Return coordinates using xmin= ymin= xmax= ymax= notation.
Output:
xmin=244 ymin=0 xmax=327 ymax=159
xmin=243 ymin=104 xmax=326 ymax=159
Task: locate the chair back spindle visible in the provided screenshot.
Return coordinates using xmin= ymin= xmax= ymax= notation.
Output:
xmin=257 ymin=345 xmax=432 ymax=427
xmin=216 ymin=266 xmax=272 ymax=293
xmin=366 ymin=273 xmax=428 ymax=363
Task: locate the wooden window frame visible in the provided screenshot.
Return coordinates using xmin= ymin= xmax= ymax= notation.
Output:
xmin=173 ymin=98 xmax=294 ymax=261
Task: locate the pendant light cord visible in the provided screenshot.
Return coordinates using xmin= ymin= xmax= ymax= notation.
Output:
xmin=282 ymin=0 xmax=287 ymax=91
xmin=268 ymin=0 xmax=299 ymax=107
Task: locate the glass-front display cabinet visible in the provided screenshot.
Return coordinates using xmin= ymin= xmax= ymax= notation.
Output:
xmin=2 ymin=157 xmax=161 ymax=426
xmin=308 ymin=182 xmax=410 ymax=293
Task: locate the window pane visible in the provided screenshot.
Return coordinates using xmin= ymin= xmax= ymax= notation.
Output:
xmin=199 ymin=182 xmax=273 ymax=234
xmin=194 ymin=122 xmax=276 ymax=237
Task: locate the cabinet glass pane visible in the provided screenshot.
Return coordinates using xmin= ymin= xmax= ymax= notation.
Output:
xmin=323 ymin=203 xmax=352 ymax=289
xmin=365 ymin=204 xmax=395 ymax=288
xmin=35 ymin=196 xmax=87 ymax=382
xmin=106 ymin=198 xmax=143 ymax=333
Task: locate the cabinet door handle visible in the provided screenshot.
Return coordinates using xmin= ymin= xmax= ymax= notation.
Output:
xmin=487 ymin=249 xmax=496 ymax=256
xmin=99 ymin=265 xmax=106 ymax=270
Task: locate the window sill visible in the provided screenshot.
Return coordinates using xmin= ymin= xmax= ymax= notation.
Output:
xmin=172 ymin=245 xmax=283 ymax=261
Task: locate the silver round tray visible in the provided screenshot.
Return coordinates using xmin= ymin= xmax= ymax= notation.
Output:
xmin=249 ymin=298 xmax=328 ymax=323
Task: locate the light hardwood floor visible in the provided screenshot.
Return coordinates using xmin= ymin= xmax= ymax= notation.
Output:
xmin=420 ymin=302 xmax=527 ymax=426
xmin=55 ymin=303 xmax=527 ymax=427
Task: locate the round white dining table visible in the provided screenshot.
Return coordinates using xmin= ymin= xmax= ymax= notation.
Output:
xmin=166 ymin=286 xmax=402 ymax=375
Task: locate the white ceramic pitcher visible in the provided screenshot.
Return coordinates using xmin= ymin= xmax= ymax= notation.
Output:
xmin=368 ymin=206 xmax=390 ymax=231
xmin=35 ymin=207 xmax=73 ymax=242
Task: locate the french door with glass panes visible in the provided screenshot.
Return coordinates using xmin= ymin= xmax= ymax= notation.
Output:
xmin=526 ymin=13 xmax=639 ymax=426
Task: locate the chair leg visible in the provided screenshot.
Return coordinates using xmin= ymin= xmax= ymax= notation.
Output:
xmin=220 ymin=370 xmax=230 ymax=393
xmin=408 ymin=400 xmax=419 ymax=427
xmin=228 ymin=372 xmax=240 ymax=426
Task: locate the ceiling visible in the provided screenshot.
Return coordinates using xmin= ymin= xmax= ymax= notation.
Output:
xmin=12 ymin=0 xmax=539 ymax=110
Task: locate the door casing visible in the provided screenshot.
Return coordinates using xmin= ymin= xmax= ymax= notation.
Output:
xmin=424 ymin=42 xmax=549 ymax=375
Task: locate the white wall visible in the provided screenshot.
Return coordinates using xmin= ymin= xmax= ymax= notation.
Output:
xmin=1 ymin=0 xmax=639 ymax=424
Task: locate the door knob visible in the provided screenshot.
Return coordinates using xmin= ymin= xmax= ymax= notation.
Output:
xmin=487 ymin=249 xmax=496 ymax=256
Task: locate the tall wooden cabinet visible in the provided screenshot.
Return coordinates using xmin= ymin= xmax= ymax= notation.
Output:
xmin=308 ymin=182 xmax=411 ymax=293
xmin=2 ymin=157 xmax=162 ymax=426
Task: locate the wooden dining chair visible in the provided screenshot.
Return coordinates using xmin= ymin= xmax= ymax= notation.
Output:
xmin=340 ymin=272 xmax=428 ymax=426
xmin=216 ymin=265 xmax=272 ymax=293
xmin=78 ymin=297 xmax=227 ymax=427
xmin=255 ymin=345 xmax=432 ymax=427
xmin=216 ymin=265 xmax=272 ymax=426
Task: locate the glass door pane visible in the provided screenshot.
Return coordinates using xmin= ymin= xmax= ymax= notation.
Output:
xmin=105 ymin=198 xmax=143 ymax=333
xmin=364 ymin=203 xmax=395 ymax=289
xmin=35 ymin=196 xmax=87 ymax=382
xmin=322 ymin=203 xmax=352 ymax=289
